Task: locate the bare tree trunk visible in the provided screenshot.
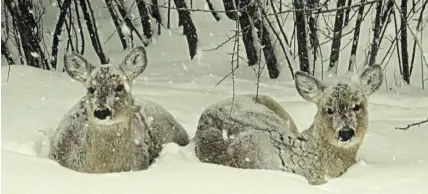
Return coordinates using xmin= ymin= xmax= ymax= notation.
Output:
xmin=343 ymin=0 xmax=353 ymax=26
xmin=73 ymin=0 xmax=85 ymax=54
xmin=368 ymin=0 xmax=382 ymax=67
xmin=206 ymin=0 xmax=221 ymax=21
xmin=12 ymin=19 xmax=24 ymax=65
xmin=328 ymin=0 xmax=346 ymax=75
xmin=136 ymin=0 xmax=153 ymax=39
xmin=400 ymin=0 xmax=410 ymax=84
xmin=223 ymin=0 xmax=238 ymax=20
xmin=115 ymin=0 xmax=148 ymax=46
xmin=5 ymin=0 xmax=50 ymax=69
xmin=237 ymin=0 xmax=259 ymax=66
xmin=62 ymin=0 xmax=75 ymax=52
xmin=410 ymin=0 xmax=427 ymax=75
xmin=150 ymin=0 xmax=163 ymax=33
xmin=293 ymin=0 xmax=310 ymax=73
xmin=306 ymin=0 xmax=320 ymax=75
xmin=254 ymin=8 xmax=279 ymax=79
xmin=51 ymin=0 xmax=72 ymax=69
xmin=376 ymin=0 xmax=394 ymax=47
xmin=348 ymin=0 xmax=366 ymax=71
xmin=174 ymin=0 xmax=198 ymax=59
xmin=79 ymin=0 xmax=108 ymax=64
xmin=105 ymin=0 xmax=127 ymax=49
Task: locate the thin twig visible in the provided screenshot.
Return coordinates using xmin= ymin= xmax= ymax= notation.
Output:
xmin=202 ymin=32 xmax=237 ymax=51
xmin=395 ymin=118 xmax=428 ymax=130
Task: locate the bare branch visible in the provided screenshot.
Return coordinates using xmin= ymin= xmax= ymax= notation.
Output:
xmin=395 ymin=118 xmax=428 ymax=130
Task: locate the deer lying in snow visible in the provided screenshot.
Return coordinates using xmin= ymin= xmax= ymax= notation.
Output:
xmin=195 ymin=65 xmax=383 ymax=185
xmin=49 ymin=46 xmax=190 ymax=173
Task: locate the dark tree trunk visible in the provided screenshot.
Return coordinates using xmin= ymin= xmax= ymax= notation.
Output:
xmin=400 ymin=0 xmax=410 ymax=84
xmin=62 ymin=0 xmax=75 ymax=52
xmin=206 ymin=0 xmax=221 ymax=21
xmin=222 ymin=0 xmax=258 ymax=66
xmin=368 ymin=0 xmax=383 ymax=67
xmin=410 ymin=0 xmax=427 ymax=75
xmin=115 ymin=0 xmax=148 ymax=46
xmin=167 ymin=0 xmax=172 ymax=28
xmin=105 ymin=0 xmax=127 ymax=49
xmin=306 ymin=0 xmax=320 ymax=75
xmin=5 ymin=0 xmax=50 ymax=70
xmin=79 ymin=0 xmax=108 ymax=64
xmin=238 ymin=0 xmax=259 ymax=66
xmin=377 ymin=0 xmax=394 ymax=48
xmin=1 ymin=39 xmax=15 ymax=65
xmin=173 ymin=0 xmax=198 ymax=59
xmin=223 ymin=0 xmax=238 ymax=20
xmin=253 ymin=14 xmax=279 ymax=78
xmin=328 ymin=0 xmax=346 ymax=74
xmin=136 ymin=0 xmax=153 ymax=39
xmin=12 ymin=19 xmax=24 ymax=65
xmin=343 ymin=0 xmax=353 ymax=26
xmin=150 ymin=0 xmax=162 ymax=27
xmin=293 ymin=0 xmax=310 ymax=73
xmin=51 ymin=0 xmax=72 ymax=69
xmin=73 ymin=0 xmax=85 ymax=54
xmin=348 ymin=0 xmax=366 ymax=71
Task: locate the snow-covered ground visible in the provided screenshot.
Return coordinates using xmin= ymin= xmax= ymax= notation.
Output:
xmin=2 ymin=0 xmax=428 ymax=193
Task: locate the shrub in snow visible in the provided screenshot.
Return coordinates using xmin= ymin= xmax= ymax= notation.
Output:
xmin=49 ymin=46 xmax=190 ymax=173
xmin=194 ymin=65 xmax=383 ymax=185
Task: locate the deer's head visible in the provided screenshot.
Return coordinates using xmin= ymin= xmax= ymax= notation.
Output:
xmin=64 ymin=46 xmax=147 ymax=125
xmin=295 ymin=65 xmax=383 ymax=148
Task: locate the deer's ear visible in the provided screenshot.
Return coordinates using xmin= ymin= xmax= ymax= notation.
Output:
xmin=295 ymin=71 xmax=326 ymax=103
xmin=120 ymin=46 xmax=148 ymax=80
xmin=64 ymin=52 xmax=95 ymax=82
xmin=360 ymin=64 xmax=383 ymax=96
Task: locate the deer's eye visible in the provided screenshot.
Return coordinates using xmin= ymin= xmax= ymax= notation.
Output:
xmin=326 ymin=108 xmax=334 ymax=115
xmin=88 ymin=87 xmax=95 ymax=94
xmin=352 ymin=104 xmax=361 ymax=111
xmin=115 ymin=84 xmax=125 ymax=92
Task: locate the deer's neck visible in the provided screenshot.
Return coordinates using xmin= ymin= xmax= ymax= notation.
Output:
xmin=304 ymin=123 xmax=358 ymax=179
xmin=84 ymin=118 xmax=135 ymax=173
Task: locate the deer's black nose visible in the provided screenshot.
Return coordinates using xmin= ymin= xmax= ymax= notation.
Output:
xmin=338 ymin=127 xmax=355 ymax=141
xmin=94 ymin=108 xmax=111 ymax=120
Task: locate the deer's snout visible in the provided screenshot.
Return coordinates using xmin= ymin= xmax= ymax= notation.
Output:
xmin=94 ymin=108 xmax=112 ymax=120
xmin=337 ymin=127 xmax=355 ymax=142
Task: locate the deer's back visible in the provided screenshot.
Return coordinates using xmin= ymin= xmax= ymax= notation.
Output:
xmin=195 ymin=94 xmax=297 ymax=169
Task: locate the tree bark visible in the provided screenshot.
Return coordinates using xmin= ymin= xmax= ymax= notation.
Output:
xmin=400 ymin=0 xmax=410 ymax=84
xmin=79 ymin=0 xmax=109 ymax=64
xmin=328 ymin=0 xmax=346 ymax=75
xmin=105 ymin=0 xmax=127 ymax=49
xmin=173 ymin=0 xmax=198 ymax=59
xmin=51 ymin=0 xmax=72 ymax=69
xmin=136 ymin=0 xmax=153 ymax=39
xmin=348 ymin=0 xmax=366 ymax=71
xmin=206 ymin=0 xmax=221 ymax=21
xmin=293 ymin=0 xmax=310 ymax=73
xmin=73 ymin=0 xmax=85 ymax=54
xmin=5 ymin=0 xmax=50 ymax=69
xmin=368 ymin=0 xmax=382 ymax=67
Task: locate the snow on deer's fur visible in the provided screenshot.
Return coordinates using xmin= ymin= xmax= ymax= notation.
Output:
xmin=49 ymin=46 xmax=190 ymax=173
xmin=195 ymin=65 xmax=383 ymax=185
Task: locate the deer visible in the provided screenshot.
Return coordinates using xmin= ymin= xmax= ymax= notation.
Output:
xmin=194 ymin=65 xmax=383 ymax=185
xmin=49 ymin=46 xmax=190 ymax=173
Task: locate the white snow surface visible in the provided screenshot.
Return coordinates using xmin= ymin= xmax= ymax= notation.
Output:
xmin=2 ymin=0 xmax=428 ymax=193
